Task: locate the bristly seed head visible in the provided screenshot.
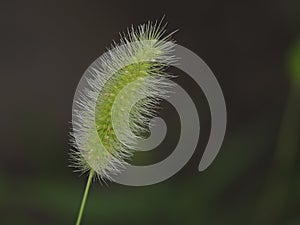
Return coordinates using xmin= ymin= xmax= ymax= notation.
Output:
xmin=70 ymin=20 xmax=177 ymax=182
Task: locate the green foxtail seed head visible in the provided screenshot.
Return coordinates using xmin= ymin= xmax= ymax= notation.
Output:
xmin=70 ymin=21 xmax=177 ymax=181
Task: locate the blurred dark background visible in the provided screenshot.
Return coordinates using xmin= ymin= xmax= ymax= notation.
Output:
xmin=6 ymin=0 xmax=300 ymax=224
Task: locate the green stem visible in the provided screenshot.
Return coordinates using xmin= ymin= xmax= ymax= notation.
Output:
xmin=254 ymin=84 xmax=300 ymax=225
xmin=75 ymin=170 xmax=94 ymax=225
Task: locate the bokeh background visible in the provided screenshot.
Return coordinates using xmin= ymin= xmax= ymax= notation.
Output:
xmin=6 ymin=0 xmax=300 ymax=224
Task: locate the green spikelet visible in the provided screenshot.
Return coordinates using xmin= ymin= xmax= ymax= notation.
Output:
xmin=70 ymin=21 xmax=176 ymax=181
xmin=71 ymin=20 xmax=176 ymax=225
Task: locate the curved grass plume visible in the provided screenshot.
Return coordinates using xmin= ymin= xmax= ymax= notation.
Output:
xmin=70 ymin=20 xmax=176 ymax=225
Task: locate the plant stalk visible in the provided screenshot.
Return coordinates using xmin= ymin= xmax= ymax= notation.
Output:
xmin=75 ymin=170 xmax=94 ymax=225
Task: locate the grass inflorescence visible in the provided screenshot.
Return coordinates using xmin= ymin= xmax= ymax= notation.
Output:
xmin=70 ymin=21 xmax=176 ymax=182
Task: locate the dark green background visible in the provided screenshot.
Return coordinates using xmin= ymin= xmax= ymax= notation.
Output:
xmin=6 ymin=0 xmax=300 ymax=224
